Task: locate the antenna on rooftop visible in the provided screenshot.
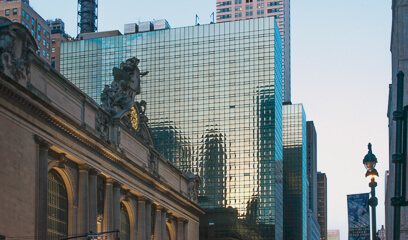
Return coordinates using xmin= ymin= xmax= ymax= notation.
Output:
xmin=210 ymin=12 xmax=214 ymax=24
xmin=195 ymin=14 xmax=200 ymax=26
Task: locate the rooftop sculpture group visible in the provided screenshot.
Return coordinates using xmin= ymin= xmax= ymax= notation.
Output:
xmin=101 ymin=57 xmax=149 ymax=119
xmin=97 ymin=57 xmax=152 ymax=146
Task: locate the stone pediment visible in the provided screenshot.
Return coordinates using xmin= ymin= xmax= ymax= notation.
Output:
xmin=0 ymin=17 xmax=37 ymax=84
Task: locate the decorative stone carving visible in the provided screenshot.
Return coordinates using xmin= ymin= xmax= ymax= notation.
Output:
xmin=95 ymin=111 xmax=110 ymax=143
xmin=0 ymin=17 xmax=36 ymax=84
xmin=148 ymin=151 xmax=159 ymax=177
xmin=166 ymin=213 xmax=174 ymax=223
xmin=122 ymin=189 xmax=131 ymax=202
xmin=185 ymin=171 xmax=200 ymax=203
xmin=98 ymin=57 xmax=154 ymax=146
xmin=57 ymin=153 xmax=67 ymax=169
xmin=101 ymin=57 xmax=148 ymax=118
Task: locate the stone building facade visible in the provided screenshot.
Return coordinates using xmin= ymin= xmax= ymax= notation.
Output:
xmin=0 ymin=18 xmax=203 ymax=240
xmin=386 ymin=0 xmax=408 ymax=239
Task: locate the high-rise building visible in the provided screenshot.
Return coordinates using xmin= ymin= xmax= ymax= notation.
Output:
xmin=0 ymin=0 xmax=51 ymax=63
xmin=306 ymin=121 xmax=320 ymax=240
xmin=327 ymin=230 xmax=339 ymax=240
xmin=61 ymin=17 xmax=284 ymax=239
xmin=317 ymin=172 xmax=327 ymax=240
xmin=307 ymin=209 xmax=321 ymax=240
xmin=282 ymin=103 xmax=308 ymax=240
xmin=387 ymin=0 xmax=408 ymax=239
xmin=46 ymin=18 xmax=72 ymax=72
xmin=307 ymin=121 xmax=317 ymax=213
xmin=216 ymin=0 xmax=291 ymax=103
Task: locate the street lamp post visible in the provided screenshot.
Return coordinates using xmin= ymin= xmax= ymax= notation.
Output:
xmin=363 ymin=143 xmax=379 ymax=240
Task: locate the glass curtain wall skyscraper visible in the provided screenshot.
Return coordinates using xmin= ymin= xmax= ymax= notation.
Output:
xmin=282 ymin=104 xmax=307 ymax=240
xmin=61 ymin=17 xmax=283 ymax=239
xmin=216 ymin=0 xmax=291 ymax=103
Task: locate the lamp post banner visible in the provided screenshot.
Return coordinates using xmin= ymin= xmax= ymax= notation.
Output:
xmin=347 ymin=193 xmax=370 ymax=240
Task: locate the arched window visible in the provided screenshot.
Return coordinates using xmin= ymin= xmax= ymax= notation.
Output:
xmin=47 ymin=170 xmax=68 ymax=240
xmin=120 ymin=202 xmax=130 ymax=240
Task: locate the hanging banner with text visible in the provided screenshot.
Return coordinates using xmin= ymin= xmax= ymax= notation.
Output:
xmin=347 ymin=193 xmax=370 ymax=240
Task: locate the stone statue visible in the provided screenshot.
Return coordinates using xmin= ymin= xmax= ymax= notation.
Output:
xmin=97 ymin=57 xmax=154 ymax=147
xmin=148 ymin=151 xmax=159 ymax=177
xmin=186 ymin=171 xmax=200 ymax=203
xmin=0 ymin=17 xmax=36 ymax=84
xmin=101 ymin=57 xmax=149 ymax=118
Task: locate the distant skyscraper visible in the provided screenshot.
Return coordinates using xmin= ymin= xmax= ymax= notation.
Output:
xmin=216 ymin=0 xmax=291 ymax=103
xmin=307 ymin=121 xmax=317 ymax=213
xmin=327 ymin=230 xmax=339 ymax=240
xmin=0 ymin=0 xmax=51 ymax=63
xmin=306 ymin=121 xmax=320 ymax=240
xmin=61 ymin=17 xmax=284 ymax=239
xmin=282 ymin=104 xmax=308 ymax=240
xmin=317 ymin=172 xmax=327 ymax=240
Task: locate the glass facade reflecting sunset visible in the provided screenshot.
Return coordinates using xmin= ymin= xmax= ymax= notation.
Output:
xmin=61 ymin=17 xmax=283 ymax=239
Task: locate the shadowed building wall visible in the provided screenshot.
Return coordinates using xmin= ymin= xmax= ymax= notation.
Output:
xmin=282 ymin=104 xmax=307 ymax=240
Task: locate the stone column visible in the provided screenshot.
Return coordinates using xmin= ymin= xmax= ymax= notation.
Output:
xmin=184 ymin=220 xmax=189 ymax=240
xmin=112 ymin=182 xmax=122 ymax=231
xmin=161 ymin=209 xmax=167 ymax=240
xmin=145 ymin=200 xmax=152 ymax=240
xmin=137 ymin=197 xmax=146 ymax=240
xmin=77 ymin=165 xmax=89 ymax=236
xmin=34 ymin=135 xmax=51 ymax=240
xmin=103 ymin=178 xmax=114 ymax=231
xmin=130 ymin=197 xmax=138 ymax=239
xmin=154 ymin=205 xmax=162 ymax=240
xmin=176 ymin=219 xmax=184 ymax=240
xmin=88 ymin=168 xmax=98 ymax=233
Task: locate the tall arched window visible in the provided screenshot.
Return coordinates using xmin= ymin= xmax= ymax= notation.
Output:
xmin=47 ymin=170 xmax=68 ymax=240
xmin=120 ymin=202 xmax=130 ymax=240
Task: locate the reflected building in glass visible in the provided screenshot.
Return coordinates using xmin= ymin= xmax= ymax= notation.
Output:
xmin=60 ymin=17 xmax=283 ymax=239
xmin=282 ymin=104 xmax=307 ymax=240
